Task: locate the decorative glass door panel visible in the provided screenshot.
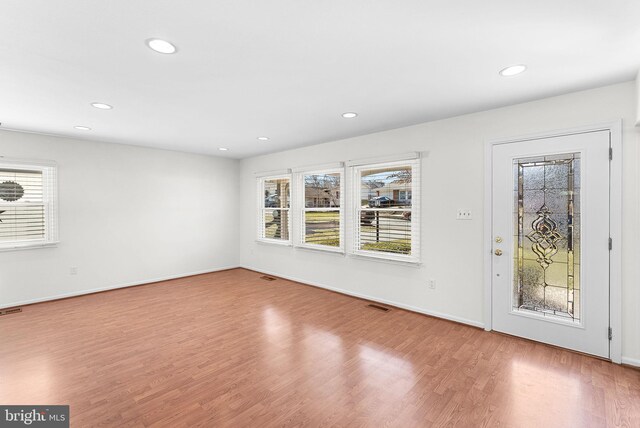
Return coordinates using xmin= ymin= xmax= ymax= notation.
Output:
xmin=491 ymin=130 xmax=610 ymax=358
xmin=513 ymin=153 xmax=580 ymax=323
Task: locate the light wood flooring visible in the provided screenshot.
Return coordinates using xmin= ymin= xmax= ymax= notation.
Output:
xmin=1 ymin=268 xmax=638 ymax=427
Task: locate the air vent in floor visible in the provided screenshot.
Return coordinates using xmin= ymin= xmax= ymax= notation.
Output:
xmin=260 ymin=276 xmax=277 ymax=281
xmin=367 ymin=303 xmax=390 ymax=312
xmin=0 ymin=307 xmax=22 ymax=316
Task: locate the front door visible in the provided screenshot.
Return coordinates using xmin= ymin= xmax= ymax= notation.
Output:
xmin=491 ymin=130 xmax=611 ymax=358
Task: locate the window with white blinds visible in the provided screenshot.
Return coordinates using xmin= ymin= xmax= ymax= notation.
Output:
xmin=350 ymin=158 xmax=420 ymax=263
xmin=0 ymin=160 xmax=58 ymax=250
xmin=296 ymin=168 xmax=344 ymax=251
xmin=257 ymin=175 xmax=291 ymax=244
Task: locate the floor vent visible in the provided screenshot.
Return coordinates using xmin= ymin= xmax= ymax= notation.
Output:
xmin=367 ymin=303 xmax=390 ymax=312
xmin=0 ymin=307 xmax=22 ymax=316
xmin=260 ymin=275 xmax=277 ymax=281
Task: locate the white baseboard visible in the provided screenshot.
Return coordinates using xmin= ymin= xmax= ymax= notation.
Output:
xmin=240 ymin=265 xmax=485 ymax=329
xmin=621 ymin=356 xmax=640 ymax=368
xmin=1 ymin=265 xmax=239 ymax=309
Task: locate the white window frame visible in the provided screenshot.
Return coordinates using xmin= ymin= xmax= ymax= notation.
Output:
xmin=349 ymin=157 xmax=421 ymax=264
xmin=256 ymin=173 xmax=292 ymax=246
xmin=294 ymin=166 xmax=345 ymax=253
xmin=0 ymin=158 xmax=59 ymax=251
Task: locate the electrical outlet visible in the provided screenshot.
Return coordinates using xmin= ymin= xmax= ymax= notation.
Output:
xmin=428 ymin=279 xmax=436 ymax=289
xmin=69 ymin=267 xmax=78 ymax=275
xmin=456 ymin=209 xmax=472 ymax=220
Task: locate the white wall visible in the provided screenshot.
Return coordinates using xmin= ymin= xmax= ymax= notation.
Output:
xmin=239 ymin=81 xmax=640 ymax=363
xmin=0 ymin=130 xmax=240 ymax=307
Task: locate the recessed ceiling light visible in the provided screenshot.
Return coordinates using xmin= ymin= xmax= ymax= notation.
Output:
xmin=218 ymin=147 xmax=229 ymax=151
xmin=91 ymin=102 xmax=113 ymax=110
xmin=499 ymin=64 xmax=527 ymax=77
xmin=342 ymin=112 xmax=358 ymax=118
xmin=257 ymin=136 xmax=270 ymax=141
xmin=74 ymin=126 xmax=91 ymax=131
xmin=146 ymin=38 xmax=177 ymax=54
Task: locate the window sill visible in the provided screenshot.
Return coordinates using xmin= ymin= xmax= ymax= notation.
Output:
xmin=256 ymin=238 xmax=292 ymax=247
xmin=295 ymin=244 xmax=345 ymax=255
xmin=349 ymin=250 xmax=421 ymax=267
xmin=0 ymin=241 xmax=59 ymax=252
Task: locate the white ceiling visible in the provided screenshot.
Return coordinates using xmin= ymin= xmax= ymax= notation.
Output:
xmin=0 ymin=1 xmax=639 ymax=159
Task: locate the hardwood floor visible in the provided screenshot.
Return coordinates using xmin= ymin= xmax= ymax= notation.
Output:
xmin=1 ymin=268 xmax=638 ymax=427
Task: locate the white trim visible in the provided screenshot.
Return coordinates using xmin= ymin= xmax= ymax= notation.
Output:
xmin=295 ymin=243 xmax=345 ymax=255
xmin=349 ymin=250 xmax=421 ymax=265
xmin=483 ymin=135 xmax=493 ymax=331
xmin=0 ymin=156 xmax=57 ymax=168
xmin=0 ymin=265 xmax=239 ymax=310
xmin=254 ymin=168 xmax=291 ymax=178
xmin=621 ymin=356 xmax=640 ymax=368
xmin=291 ymin=162 xmax=344 ymax=173
xmin=256 ymin=238 xmax=292 ymax=247
xmin=348 ymin=252 xmax=422 ymax=267
xmin=345 ymin=151 xmax=421 ymax=167
xmin=303 ymin=207 xmax=341 ymax=212
xmin=257 ymin=172 xmax=291 ymax=180
xmin=483 ymin=120 xmax=623 ymax=363
xmin=609 ymin=119 xmax=623 ymax=364
xmin=241 ymin=265 xmax=484 ymax=329
xmin=0 ymin=241 xmax=59 ymax=252
xmin=486 ymin=121 xmax=622 ymax=145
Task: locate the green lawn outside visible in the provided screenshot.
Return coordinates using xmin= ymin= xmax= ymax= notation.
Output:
xmin=305 ymin=211 xmax=339 ymax=221
xmin=362 ymin=239 xmax=411 ymax=254
xmin=303 ymin=211 xmax=411 ymax=254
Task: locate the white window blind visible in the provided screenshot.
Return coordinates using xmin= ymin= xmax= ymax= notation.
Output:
xmin=0 ymin=160 xmax=58 ymax=250
xmin=257 ymin=175 xmax=291 ymax=244
xmin=350 ymin=158 xmax=420 ymax=263
xmin=296 ymin=168 xmax=344 ymax=251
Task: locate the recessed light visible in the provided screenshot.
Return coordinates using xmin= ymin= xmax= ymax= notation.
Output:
xmin=499 ymin=64 xmax=527 ymax=77
xmin=342 ymin=112 xmax=358 ymax=118
xmin=257 ymin=136 xmax=270 ymax=141
xmin=91 ymin=102 xmax=113 ymax=110
xmin=74 ymin=126 xmax=91 ymax=131
xmin=218 ymin=147 xmax=229 ymax=151
xmin=146 ymin=38 xmax=177 ymax=54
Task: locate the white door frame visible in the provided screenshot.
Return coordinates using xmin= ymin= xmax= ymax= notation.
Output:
xmin=483 ymin=120 xmax=622 ymax=363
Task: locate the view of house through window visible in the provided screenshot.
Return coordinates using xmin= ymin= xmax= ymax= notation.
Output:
xmin=357 ymin=164 xmax=413 ymax=255
xmin=303 ymin=172 xmax=341 ymax=248
xmin=261 ymin=177 xmax=290 ymax=241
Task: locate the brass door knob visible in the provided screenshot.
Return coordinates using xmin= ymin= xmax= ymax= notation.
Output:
xmin=494 ymin=249 xmax=503 ymax=256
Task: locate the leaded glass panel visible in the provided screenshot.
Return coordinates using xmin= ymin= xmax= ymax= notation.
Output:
xmin=513 ymin=153 xmax=580 ymax=322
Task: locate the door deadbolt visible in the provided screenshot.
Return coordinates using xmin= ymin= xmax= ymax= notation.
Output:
xmin=495 ymin=236 xmax=503 ymax=243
